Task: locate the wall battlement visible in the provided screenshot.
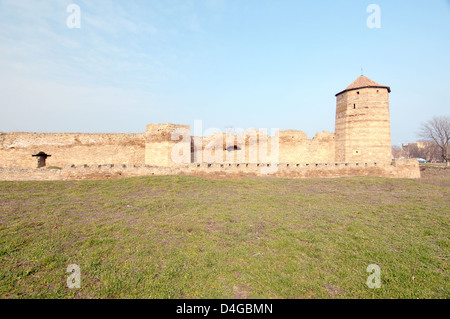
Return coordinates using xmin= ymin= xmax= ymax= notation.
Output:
xmin=0 ymin=159 xmax=420 ymax=181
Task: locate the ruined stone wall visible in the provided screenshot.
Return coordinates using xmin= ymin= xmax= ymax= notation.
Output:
xmin=419 ymin=164 xmax=450 ymax=179
xmin=0 ymin=159 xmax=421 ymax=181
xmin=194 ymin=130 xmax=277 ymax=164
xmin=335 ymin=87 xmax=392 ymax=163
xmin=0 ymin=132 xmax=146 ymax=169
xmin=193 ymin=130 xmax=335 ymax=164
xmin=277 ymin=130 xmax=335 ymax=163
xmin=145 ymin=124 xmax=191 ymax=167
xmin=162 ymin=128 xmax=336 ymax=165
xmin=1 ymin=127 xmax=336 ymax=170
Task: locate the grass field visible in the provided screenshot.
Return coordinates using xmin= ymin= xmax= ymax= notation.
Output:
xmin=0 ymin=173 xmax=448 ymax=299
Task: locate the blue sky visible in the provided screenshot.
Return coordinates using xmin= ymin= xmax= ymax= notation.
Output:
xmin=0 ymin=0 xmax=449 ymax=145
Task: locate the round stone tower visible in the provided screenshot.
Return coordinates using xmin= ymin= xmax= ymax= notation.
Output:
xmin=334 ymin=75 xmax=392 ymax=163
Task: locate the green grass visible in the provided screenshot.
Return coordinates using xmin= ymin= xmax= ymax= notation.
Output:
xmin=0 ymin=175 xmax=448 ymax=299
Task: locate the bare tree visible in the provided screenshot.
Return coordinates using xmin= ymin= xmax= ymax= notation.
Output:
xmin=419 ymin=141 xmax=441 ymax=162
xmin=418 ymin=116 xmax=450 ymax=166
xmin=406 ymin=143 xmax=421 ymax=159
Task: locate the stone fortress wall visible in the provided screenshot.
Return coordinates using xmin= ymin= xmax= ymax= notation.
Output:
xmin=144 ymin=123 xmax=336 ymax=167
xmin=0 ymin=128 xmax=338 ymax=169
xmin=0 ymin=132 xmax=146 ymax=168
xmin=0 ymin=76 xmax=421 ymax=180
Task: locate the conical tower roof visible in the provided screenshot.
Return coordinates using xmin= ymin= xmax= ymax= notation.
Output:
xmin=336 ymin=75 xmax=391 ymax=96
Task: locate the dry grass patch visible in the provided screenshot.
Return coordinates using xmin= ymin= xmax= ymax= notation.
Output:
xmin=0 ymin=175 xmax=448 ymax=299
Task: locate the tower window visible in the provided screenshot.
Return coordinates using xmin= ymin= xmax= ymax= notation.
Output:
xmin=354 ymin=104 xmax=356 ymax=109
xmin=226 ymin=145 xmax=241 ymax=152
xmin=357 ymin=91 xmax=360 ymax=95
